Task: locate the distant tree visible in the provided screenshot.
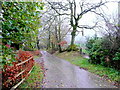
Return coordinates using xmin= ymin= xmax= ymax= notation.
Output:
xmin=39 ymin=3 xmax=70 ymax=52
xmin=47 ymin=0 xmax=107 ymax=51
xmin=57 ymin=41 xmax=67 ymax=46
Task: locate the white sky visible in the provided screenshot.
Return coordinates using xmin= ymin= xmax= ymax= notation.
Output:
xmin=71 ymin=0 xmax=119 ymax=44
xmin=76 ymin=1 xmax=118 ymax=35
xmin=43 ymin=0 xmax=119 ymax=44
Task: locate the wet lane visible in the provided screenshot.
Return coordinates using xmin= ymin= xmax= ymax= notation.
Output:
xmin=41 ymin=51 xmax=116 ymax=88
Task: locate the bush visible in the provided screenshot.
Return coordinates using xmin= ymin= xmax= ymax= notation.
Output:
xmin=112 ymin=51 xmax=120 ymax=70
xmin=67 ymin=44 xmax=79 ymax=51
xmin=113 ymin=52 xmax=120 ymax=61
xmin=86 ymin=37 xmax=103 ymax=64
xmin=86 ymin=36 xmax=120 ymax=70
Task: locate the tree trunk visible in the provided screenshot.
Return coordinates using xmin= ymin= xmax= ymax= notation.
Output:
xmin=70 ymin=27 xmax=76 ymax=46
xmin=37 ymin=39 xmax=40 ymax=50
xmin=69 ymin=26 xmax=77 ymax=51
xmin=47 ymin=29 xmax=51 ymax=49
xmin=58 ymin=44 xmax=62 ymax=52
xmin=51 ymin=42 xmax=54 ymax=50
xmin=71 ymin=33 xmax=75 ymax=46
xmin=58 ymin=23 xmax=62 ymax=53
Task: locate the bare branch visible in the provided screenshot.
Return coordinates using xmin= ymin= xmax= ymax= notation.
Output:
xmin=73 ymin=0 xmax=76 ymax=18
xmin=61 ymin=27 xmax=72 ymax=39
xmin=47 ymin=1 xmax=70 ymax=16
xmin=77 ymin=22 xmax=98 ymax=29
xmin=90 ymin=10 xmax=108 ymax=22
xmin=77 ymin=1 xmax=108 ymax=20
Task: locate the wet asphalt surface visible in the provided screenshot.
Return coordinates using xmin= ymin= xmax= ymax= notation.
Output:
xmin=41 ymin=51 xmax=117 ymax=88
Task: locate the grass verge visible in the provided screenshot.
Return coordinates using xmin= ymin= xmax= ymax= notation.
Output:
xmin=18 ymin=62 xmax=44 ymax=88
xmin=55 ymin=51 xmax=120 ymax=84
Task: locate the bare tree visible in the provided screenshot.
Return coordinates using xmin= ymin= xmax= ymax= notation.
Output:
xmin=47 ymin=0 xmax=108 ymax=50
xmin=39 ymin=3 xmax=70 ymax=52
xmin=92 ymin=1 xmax=120 ymax=52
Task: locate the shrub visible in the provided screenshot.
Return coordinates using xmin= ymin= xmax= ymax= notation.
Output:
xmin=112 ymin=51 xmax=120 ymax=70
xmin=2 ymin=50 xmax=34 ymax=88
xmin=86 ymin=36 xmax=120 ymax=70
xmin=113 ymin=52 xmax=120 ymax=61
xmin=1 ymin=43 xmax=16 ymax=68
xmin=86 ymin=37 xmax=103 ymax=64
xmin=67 ymin=44 xmax=79 ymax=51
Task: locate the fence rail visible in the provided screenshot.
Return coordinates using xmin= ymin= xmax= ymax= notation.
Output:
xmin=16 ymin=56 xmax=33 ymax=66
xmin=11 ymin=66 xmax=34 ymax=89
xmin=2 ymin=53 xmax=34 ymax=89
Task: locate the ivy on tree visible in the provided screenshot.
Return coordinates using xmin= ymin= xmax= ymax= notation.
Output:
xmin=2 ymin=2 xmax=44 ymax=49
xmin=1 ymin=2 xmax=44 ymax=67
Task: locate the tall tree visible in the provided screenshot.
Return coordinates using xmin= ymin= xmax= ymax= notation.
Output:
xmin=48 ymin=0 xmax=107 ymax=50
xmin=39 ymin=3 xmax=70 ymax=52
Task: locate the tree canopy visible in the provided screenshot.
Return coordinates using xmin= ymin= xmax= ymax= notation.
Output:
xmin=2 ymin=2 xmax=44 ymax=50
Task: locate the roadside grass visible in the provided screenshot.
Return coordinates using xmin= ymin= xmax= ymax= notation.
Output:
xmin=55 ymin=51 xmax=120 ymax=83
xmin=34 ymin=55 xmax=40 ymax=59
xmin=18 ymin=62 xmax=44 ymax=88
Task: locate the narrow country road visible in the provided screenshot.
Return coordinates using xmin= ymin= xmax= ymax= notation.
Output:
xmin=41 ymin=51 xmax=116 ymax=88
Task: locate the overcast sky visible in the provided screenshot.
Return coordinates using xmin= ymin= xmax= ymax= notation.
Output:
xmin=43 ymin=0 xmax=119 ymax=44
xmin=66 ymin=0 xmax=119 ymax=44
